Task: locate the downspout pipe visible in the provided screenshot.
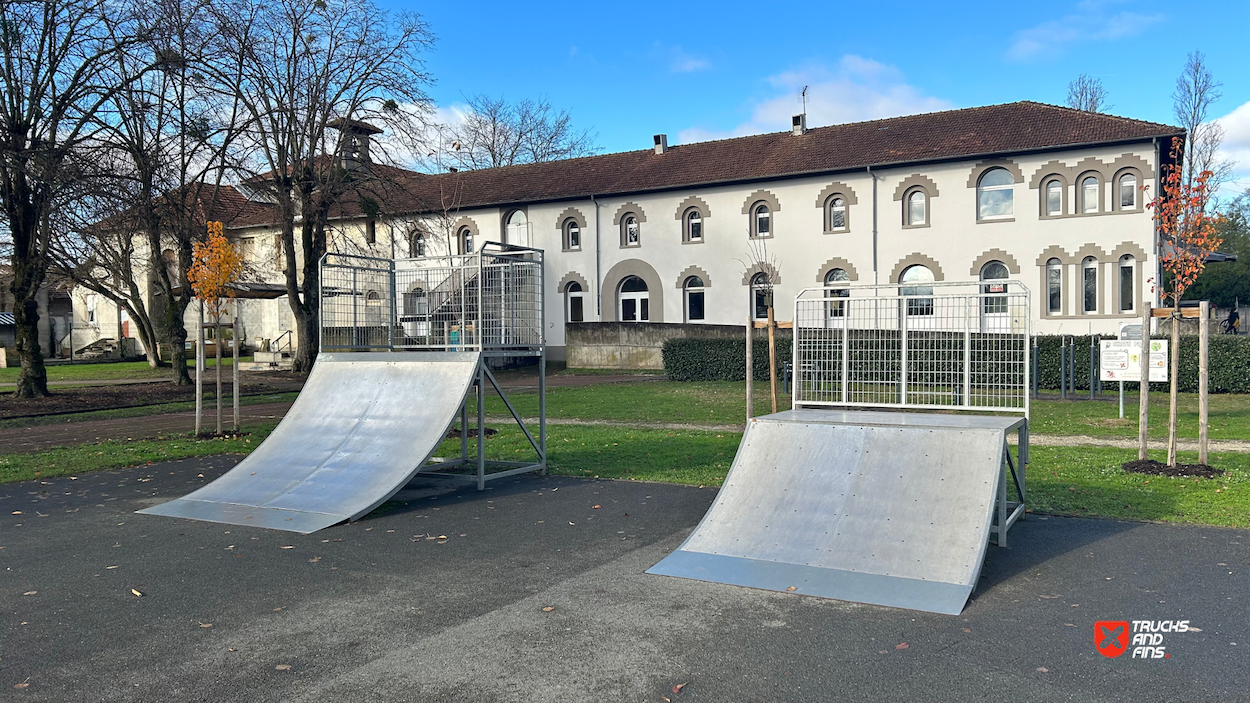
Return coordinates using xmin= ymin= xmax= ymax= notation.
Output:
xmin=592 ymin=195 xmax=602 ymax=316
xmin=1152 ymin=136 xmax=1161 ymax=321
xmin=868 ymin=166 xmax=878 ymax=286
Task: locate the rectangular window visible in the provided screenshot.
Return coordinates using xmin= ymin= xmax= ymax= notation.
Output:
xmin=1046 ymin=186 xmax=1062 ymax=216
xmin=569 ymin=295 xmax=584 ymax=322
xmin=622 ymin=299 xmax=636 ymax=322
xmin=1084 ymin=266 xmax=1098 ymax=313
xmin=639 ymin=298 xmax=649 ymax=321
xmin=1120 ymin=180 xmax=1136 ymax=209
xmin=1047 ymin=267 xmax=1062 ymax=313
xmin=569 ymin=229 xmax=580 ymax=249
xmin=627 ymin=222 xmax=639 ymax=244
xmin=687 ymin=291 xmax=704 ymax=321
xmin=1120 ymin=266 xmax=1134 ymax=312
xmin=86 ymin=294 xmax=98 ymax=324
xmin=365 ymin=219 xmax=376 ymax=244
xmin=830 ymin=209 xmax=846 ymax=230
xmin=689 ymin=221 xmax=701 ymax=240
xmin=754 ymin=289 xmax=769 ymax=320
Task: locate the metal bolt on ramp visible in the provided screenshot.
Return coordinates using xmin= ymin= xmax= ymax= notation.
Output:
xmin=647 ymin=409 xmax=1026 ymax=615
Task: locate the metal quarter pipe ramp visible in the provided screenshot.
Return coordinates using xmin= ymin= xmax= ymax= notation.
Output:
xmin=138 ymin=352 xmax=481 ymax=534
xmin=647 ymin=409 xmax=1026 ymax=615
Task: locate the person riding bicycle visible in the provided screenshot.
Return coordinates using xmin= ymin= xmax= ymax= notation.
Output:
xmin=1225 ymin=308 xmax=1241 ymax=334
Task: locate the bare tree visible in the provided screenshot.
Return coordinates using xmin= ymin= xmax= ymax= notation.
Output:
xmin=442 ymin=94 xmax=599 ymax=171
xmin=1065 ymin=74 xmax=1111 ymax=113
xmin=1173 ymin=51 xmax=1234 ymax=198
xmin=216 ymin=0 xmax=433 ymax=373
xmin=0 ymin=0 xmax=148 ymax=397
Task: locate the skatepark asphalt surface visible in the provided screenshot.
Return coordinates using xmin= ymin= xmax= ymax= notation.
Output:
xmin=1 ymin=458 xmax=1247 ymax=702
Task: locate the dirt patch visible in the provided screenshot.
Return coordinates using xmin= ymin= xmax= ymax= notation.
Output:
xmin=0 ymin=371 xmax=303 ymax=420
xmin=446 ymin=427 xmax=497 ymax=439
xmin=1087 ymin=418 xmax=1132 ymax=428
xmin=1122 ymin=459 xmax=1225 ymax=479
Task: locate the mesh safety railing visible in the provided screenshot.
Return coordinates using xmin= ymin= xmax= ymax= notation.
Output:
xmin=793 ymin=280 xmax=1030 ymax=415
xmin=320 ymin=243 xmax=544 ymax=353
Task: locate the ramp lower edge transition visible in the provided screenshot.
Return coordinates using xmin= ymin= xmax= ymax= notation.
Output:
xmin=646 ymin=551 xmax=972 ymax=616
xmin=138 ymin=499 xmax=347 ymax=534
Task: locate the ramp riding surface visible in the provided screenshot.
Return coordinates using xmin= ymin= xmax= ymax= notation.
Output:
xmin=138 ymin=352 xmax=479 ymax=533
xmin=648 ymin=409 xmax=1022 ymax=614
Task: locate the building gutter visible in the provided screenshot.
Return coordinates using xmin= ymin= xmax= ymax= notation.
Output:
xmin=591 ymin=195 xmax=602 ymax=316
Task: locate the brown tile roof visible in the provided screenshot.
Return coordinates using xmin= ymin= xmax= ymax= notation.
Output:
xmin=230 ymin=101 xmax=1184 ymax=226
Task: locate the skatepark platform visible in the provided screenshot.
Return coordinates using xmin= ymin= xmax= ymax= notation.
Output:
xmin=648 ymin=409 xmax=1027 ymax=615
xmin=139 ymin=352 xmax=496 ymax=533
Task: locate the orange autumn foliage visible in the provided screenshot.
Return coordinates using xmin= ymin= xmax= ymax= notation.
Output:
xmin=187 ymin=221 xmax=245 ymax=319
xmin=1148 ymin=137 xmax=1224 ymax=309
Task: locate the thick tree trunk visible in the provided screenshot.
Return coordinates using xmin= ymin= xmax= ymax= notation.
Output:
xmin=163 ymin=298 xmax=193 ymax=385
xmin=10 ymin=258 xmax=48 ymax=398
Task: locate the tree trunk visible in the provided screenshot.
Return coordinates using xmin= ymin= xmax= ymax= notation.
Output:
xmin=1166 ymin=310 xmax=1181 ymax=467
xmin=291 ymin=304 xmax=318 ymax=373
xmin=165 ymin=303 xmax=193 ymax=385
xmin=10 ymin=258 xmax=48 ymax=398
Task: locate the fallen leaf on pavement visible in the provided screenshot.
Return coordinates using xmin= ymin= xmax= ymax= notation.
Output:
xmin=785 ymin=586 xmax=797 ymax=592
xmin=280 ymin=546 xmax=294 ymax=550
xmin=1036 ymin=667 xmax=1049 ymax=673
xmin=592 ymin=505 xmax=601 ymax=509
xmin=1189 ymin=627 xmax=1203 ymax=632
xmin=106 ymin=565 xmax=119 ymax=570
xmin=895 ymin=642 xmax=909 ymax=650
xmin=1038 ymin=594 xmax=1060 ymax=599
xmin=22 ymin=591 xmax=36 ymax=596
xmin=228 ymin=648 xmax=237 ymax=652
xmin=14 ymin=680 xmax=29 ymax=690
xmin=541 ymin=606 xmax=554 ymax=612
xmin=274 ymin=664 xmax=291 ymax=671
xmin=308 ymin=557 xmax=321 ymax=563
xmin=962 ymin=628 xmax=971 ymax=633
xmin=273 ymin=607 xmax=284 ymax=611
xmin=131 ymin=589 xmax=143 ymax=597
xmin=672 ymin=682 xmax=687 ymax=694
xmin=199 ymin=623 xmax=213 ymax=628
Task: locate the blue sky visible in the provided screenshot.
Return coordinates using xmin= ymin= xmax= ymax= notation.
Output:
xmin=384 ymin=0 xmax=1250 ymax=191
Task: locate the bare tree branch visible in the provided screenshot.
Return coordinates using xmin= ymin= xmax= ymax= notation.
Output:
xmin=439 ymin=94 xmax=599 ymax=171
xmin=1065 ymin=74 xmax=1111 ymax=113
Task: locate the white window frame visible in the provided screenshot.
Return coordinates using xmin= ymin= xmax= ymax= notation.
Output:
xmin=752 ymin=203 xmax=771 ymax=238
xmin=1045 ymin=179 xmax=1063 ymax=216
xmin=1082 ymin=257 xmax=1099 ymax=314
xmin=828 ymin=197 xmax=847 ymax=232
xmin=1119 ymin=173 xmax=1138 ymax=210
xmin=1081 ymin=176 xmax=1100 ymax=214
xmin=623 ymin=215 xmax=640 ymax=247
xmin=1119 ymin=255 xmax=1135 ymax=312
xmin=459 ymin=227 xmax=474 ymax=255
xmin=751 ymin=272 xmax=771 ymax=321
xmin=899 ymin=264 xmax=934 ymax=316
xmin=686 ymin=209 xmax=702 ymax=242
xmin=824 ymin=268 xmax=849 ymax=318
xmin=618 ymin=276 xmax=649 ymax=322
xmin=683 ymin=276 xmax=705 ymax=322
xmin=906 ymin=189 xmax=927 ymax=226
xmin=565 ymin=220 xmax=581 ymax=250
xmin=1046 ymin=258 xmax=1063 ymax=314
xmin=976 ymin=168 xmax=1014 ymax=220
xmin=565 ymin=281 xmax=585 ymax=323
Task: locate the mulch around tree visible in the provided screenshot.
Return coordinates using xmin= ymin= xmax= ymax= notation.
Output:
xmin=0 ymin=372 xmax=304 ymax=420
xmin=1122 ymin=458 xmax=1225 ymax=479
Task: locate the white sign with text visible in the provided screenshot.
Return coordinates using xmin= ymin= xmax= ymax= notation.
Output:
xmin=1100 ymin=339 xmax=1168 ymax=382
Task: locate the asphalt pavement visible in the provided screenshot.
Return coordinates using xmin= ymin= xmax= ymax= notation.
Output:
xmin=0 ymin=459 xmax=1247 ymax=702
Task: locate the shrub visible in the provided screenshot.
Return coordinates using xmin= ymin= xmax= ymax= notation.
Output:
xmin=663 ymin=336 xmax=793 ymax=382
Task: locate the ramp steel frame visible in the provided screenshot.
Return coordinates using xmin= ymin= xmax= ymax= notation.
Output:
xmin=318 ymin=242 xmax=546 ymax=488
xmin=791 ymin=280 xmax=1031 ymax=544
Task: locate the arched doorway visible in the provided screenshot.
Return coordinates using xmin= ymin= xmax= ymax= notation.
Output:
xmin=505 ymin=210 xmax=529 ymax=246
xmin=619 ymin=276 xmax=649 ymax=322
xmin=979 ymin=261 xmax=1010 ymax=332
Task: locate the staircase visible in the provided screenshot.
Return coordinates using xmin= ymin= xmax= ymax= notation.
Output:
xmin=74 ymin=338 xmax=120 ymax=360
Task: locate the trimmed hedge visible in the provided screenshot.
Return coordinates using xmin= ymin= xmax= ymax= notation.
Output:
xmin=663 ymin=333 xmax=1250 ymax=393
xmin=663 ymin=336 xmax=793 ymax=382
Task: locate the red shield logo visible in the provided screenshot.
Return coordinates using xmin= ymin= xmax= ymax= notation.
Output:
xmin=1095 ymin=620 xmax=1129 ymax=658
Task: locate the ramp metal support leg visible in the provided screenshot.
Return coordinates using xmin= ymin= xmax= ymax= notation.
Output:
xmin=477 ymin=363 xmax=486 ymax=491
xmin=461 ymin=392 xmax=469 ymax=466
xmin=539 ymin=352 xmax=547 ymax=475
xmin=997 ymin=452 xmax=1009 ymax=548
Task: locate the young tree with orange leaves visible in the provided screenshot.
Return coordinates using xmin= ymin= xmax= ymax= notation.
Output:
xmin=1148 ymin=137 xmax=1224 ymax=466
xmin=187 ymin=221 xmax=244 ymax=434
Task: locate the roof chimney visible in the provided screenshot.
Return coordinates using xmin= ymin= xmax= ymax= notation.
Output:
xmin=791 ymin=114 xmax=806 ymax=136
xmin=653 ymin=134 xmax=668 ymax=154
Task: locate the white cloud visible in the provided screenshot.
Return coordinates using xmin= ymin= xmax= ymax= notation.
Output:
xmin=652 ymin=43 xmax=710 ymax=74
xmin=1216 ymin=99 xmax=1250 ymax=196
xmin=677 ymin=55 xmax=952 ymax=144
xmin=1007 ymin=1 xmax=1161 ymax=61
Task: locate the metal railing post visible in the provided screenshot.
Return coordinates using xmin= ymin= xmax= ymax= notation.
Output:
xmin=963 ymin=296 xmax=972 ymax=407
xmin=899 ymin=299 xmax=908 ymax=405
xmin=1060 ymin=337 xmax=1067 ymax=400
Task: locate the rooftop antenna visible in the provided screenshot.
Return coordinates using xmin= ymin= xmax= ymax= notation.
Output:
xmin=801 ymin=85 xmax=808 ymax=117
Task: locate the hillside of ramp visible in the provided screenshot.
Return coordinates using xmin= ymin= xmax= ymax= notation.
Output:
xmin=648 ymin=410 xmax=1022 ymax=615
xmin=138 ymin=352 xmax=480 ymax=534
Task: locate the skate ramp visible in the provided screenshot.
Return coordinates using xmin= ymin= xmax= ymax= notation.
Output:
xmin=138 ymin=352 xmax=479 ymax=533
xmin=648 ymin=410 xmax=1021 ymax=615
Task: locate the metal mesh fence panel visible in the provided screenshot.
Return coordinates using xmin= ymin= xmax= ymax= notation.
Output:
xmin=321 ymin=245 xmax=544 ymax=353
xmin=794 ymin=281 xmax=1029 ymax=414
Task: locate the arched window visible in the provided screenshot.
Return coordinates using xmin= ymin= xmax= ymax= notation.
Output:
xmin=751 ymin=203 xmax=771 ymax=238
xmin=565 ymin=280 xmax=585 ymax=322
xmin=458 ymin=226 xmax=474 ymax=255
xmin=906 ymin=189 xmax=927 ymax=226
xmin=619 ymin=275 xmax=649 ymax=321
xmin=1119 ymin=255 xmax=1135 ymax=312
xmin=899 ymin=264 xmax=934 ymax=316
xmin=1046 ymin=258 xmax=1063 ymax=314
xmin=365 ymin=290 xmax=381 ymax=307
xmin=505 ymin=209 xmax=528 ymax=246
xmin=403 ymin=286 xmax=428 ymax=316
xmin=685 ymin=209 xmax=703 ymax=242
xmin=621 ymin=214 xmax=640 ymax=247
xmin=1081 ymin=176 xmax=1100 ymax=214
xmin=1118 ymin=173 xmax=1138 ymax=210
xmin=1083 ymin=257 xmax=1098 ymax=313
xmin=413 ymin=234 xmax=426 ymax=257
xmin=683 ymin=276 xmax=705 ymax=322
xmin=828 ymin=197 xmax=847 ymax=232
xmin=1045 ymin=179 xmax=1064 ymax=217
xmin=979 ymin=261 xmax=1009 ymax=315
xmin=824 ymin=267 xmax=850 ymax=317
xmin=976 ymin=168 xmax=1014 ymax=220
xmin=564 ymin=219 xmax=581 ymax=250
xmin=751 ymin=272 xmax=772 ymax=321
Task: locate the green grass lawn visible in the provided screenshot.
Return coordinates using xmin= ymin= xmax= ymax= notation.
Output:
xmin=0 ymin=357 xmax=253 ymax=384
xmin=0 ymin=391 xmax=300 ymax=430
xmin=477 ymin=380 xmax=792 ymax=425
xmin=1030 ymin=391 xmax=1250 ymax=440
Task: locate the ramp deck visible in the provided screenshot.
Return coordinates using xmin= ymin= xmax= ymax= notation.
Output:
xmin=138 ymin=352 xmax=481 ymax=533
xmin=648 ymin=409 xmax=1026 ymax=615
